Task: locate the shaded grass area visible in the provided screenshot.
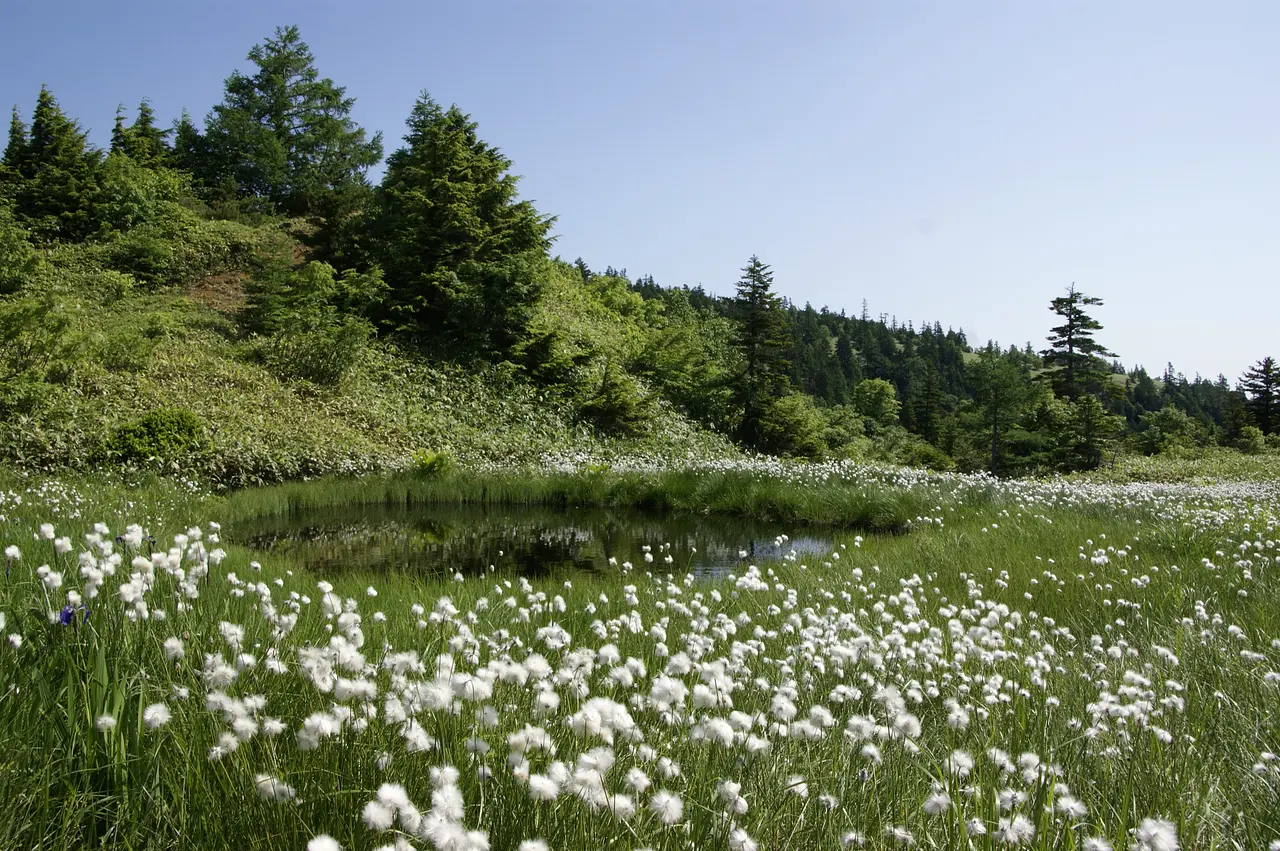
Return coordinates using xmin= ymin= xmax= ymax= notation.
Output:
xmin=222 ymin=468 xmax=944 ymax=534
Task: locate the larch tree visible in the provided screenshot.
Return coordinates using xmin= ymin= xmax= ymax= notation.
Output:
xmin=1040 ymin=284 xmax=1116 ymax=399
xmin=1240 ymin=356 xmax=1279 ymax=435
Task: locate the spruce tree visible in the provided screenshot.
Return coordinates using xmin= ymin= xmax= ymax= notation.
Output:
xmin=118 ymin=100 xmax=171 ymax=166
xmin=368 ymin=92 xmax=554 ymax=347
xmin=13 ymin=87 xmax=102 ymax=242
xmin=199 ymin=25 xmax=382 ymax=218
xmin=0 ymin=107 xmax=29 ymax=200
xmin=732 ymin=255 xmax=792 ymax=448
xmin=1040 ymin=284 xmax=1116 ymax=399
xmin=1240 ymin=356 xmax=1279 ymax=435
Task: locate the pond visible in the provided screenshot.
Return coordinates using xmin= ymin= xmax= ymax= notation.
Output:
xmin=231 ymin=502 xmax=841 ymax=579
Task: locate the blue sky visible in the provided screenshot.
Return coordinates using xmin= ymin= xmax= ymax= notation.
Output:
xmin=3 ymin=1 xmax=1276 ymax=381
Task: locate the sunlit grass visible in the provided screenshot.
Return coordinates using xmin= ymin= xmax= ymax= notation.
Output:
xmin=0 ymin=462 xmax=1277 ymax=850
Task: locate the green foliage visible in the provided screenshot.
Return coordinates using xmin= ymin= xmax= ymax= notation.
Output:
xmin=0 ymin=293 xmax=82 ymax=414
xmin=1057 ymin=394 xmax=1125 ymax=471
xmin=0 ymin=203 xmax=39 ymax=293
xmin=110 ymin=99 xmax=171 ymax=166
xmin=820 ymin=405 xmax=870 ymax=459
xmin=367 ymin=92 xmax=554 ymax=348
xmin=850 ymin=378 xmax=901 ymax=428
xmin=1239 ymin=356 xmax=1279 ymax=435
xmin=632 ymin=288 xmax=738 ymax=432
xmin=1236 ymin=424 xmax=1266 ymax=455
xmin=1136 ymin=405 xmax=1203 ymax=455
xmin=968 ymin=346 xmax=1034 ymax=475
xmin=733 ymin=256 xmax=792 ymax=450
xmin=93 ymin=153 xmax=189 ymax=234
xmin=193 ymin=26 xmax=383 ymax=220
xmin=5 ymin=88 xmax=103 ymax=243
xmin=100 ymin=407 xmax=205 ymax=465
xmin=108 ymin=213 xmax=267 ymax=289
xmin=578 ymin=360 xmax=653 ymax=436
xmin=1040 ymin=284 xmax=1116 ymax=399
xmin=243 ymin=260 xmax=384 ymax=385
xmin=753 ymin=393 xmax=828 ymax=459
xmin=410 ymin=448 xmax=456 ymax=477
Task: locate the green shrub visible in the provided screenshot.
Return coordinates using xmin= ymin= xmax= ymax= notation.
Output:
xmin=410 ymin=448 xmax=456 ymax=477
xmin=755 ymin=393 xmax=827 ymax=459
xmin=578 ymin=361 xmax=653 ymax=436
xmin=101 ymin=407 xmax=205 ymax=465
xmin=260 ymin=317 xmax=372 ymax=386
xmin=1237 ymin=425 xmax=1266 ymax=455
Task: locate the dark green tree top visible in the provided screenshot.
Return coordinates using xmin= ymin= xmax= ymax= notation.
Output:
xmin=200 ymin=25 xmax=383 ymax=216
xmin=1040 ymin=284 xmax=1116 ymax=399
xmin=113 ymin=99 xmax=171 ymax=166
xmin=732 ymin=255 xmax=792 ymax=448
xmin=1240 ymin=355 xmax=1279 ymax=435
xmin=9 ymin=87 xmax=102 ymax=242
xmin=369 ymin=91 xmax=555 ymax=336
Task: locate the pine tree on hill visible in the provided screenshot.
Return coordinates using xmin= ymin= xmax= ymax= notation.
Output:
xmin=367 ymin=92 xmax=555 ymax=353
xmin=9 ymin=87 xmax=102 ymax=242
xmin=197 ymin=25 xmax=382 ymax=219
xmin=733 ymin=255 xmax=792 ymax=448
xmin=1040 ymin=284 xmax=1116 ymax=399
xmin=1240 ymin=356 xmax=1279 ymax=435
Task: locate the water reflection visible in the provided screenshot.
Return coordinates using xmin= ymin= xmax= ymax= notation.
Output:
xmin=231 ymin=502 xmax=837 ymax=578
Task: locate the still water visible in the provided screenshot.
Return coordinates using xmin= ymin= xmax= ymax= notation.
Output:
xmin=232 ymin=502 xmax=839 ymax=578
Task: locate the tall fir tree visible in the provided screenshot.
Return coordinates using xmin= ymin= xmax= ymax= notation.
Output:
xmin=197 ymin=26 xmax=382 ymax=218
xmin=114 ymin=100 xmax=171 ymax=166
xmin=732 ymin=255 xmax=792 ymax=449
xmin=11 ymin=87 xmax=102 ymax=242
xmin=1 ymin=106 xmax=30 ymax=200
xmin=1040 ymin=284 xmax=1116 ymax=399
xmin=367 ymin=92 xmax=554 ymax=350
xmin=1239 ymin=356 xmax=1279 ymax=435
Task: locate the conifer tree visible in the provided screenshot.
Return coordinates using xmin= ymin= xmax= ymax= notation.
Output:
xmin=11 ymin=87 xmax=102 ymax=242
xmin=198 ymin=25 xmax=382 ymax=218
xmin=368 ymin=92 xmax=554 ymax=349
xmin=732 ymin=255 xmax=792 ymax=448
xmin=115 ymin=100 xmax=171 ymax=166
xmin=1040 ymin=284 xmax=1116 ymax=399
xmin=1240 ymin=356 xmax=1279 ymax=435
xmin=0 ymin=107 xmax=29 ymax=200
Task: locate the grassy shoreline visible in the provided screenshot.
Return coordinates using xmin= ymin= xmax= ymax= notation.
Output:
xmin=219 ymin=468 xmax=939 ymax=534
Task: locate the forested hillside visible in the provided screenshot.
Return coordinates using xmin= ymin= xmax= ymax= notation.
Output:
xmin=1 ymin=26 xmax=1276 ymax=484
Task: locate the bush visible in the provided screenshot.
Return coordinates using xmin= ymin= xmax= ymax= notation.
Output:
xmin=260 ymin=318 xmax=372 ymax=386
xmin=410 ymin=449 xmax=456 ymax=477
xmin=755 ymin=393 xmax=827 ymax=459
xmin=578 ymin=361 xmax=653 ymax=436
xmin=101 ymin=407 xmax=205 ymax=465
xmin=1237 ymin=425 xmax=1266 ymax=455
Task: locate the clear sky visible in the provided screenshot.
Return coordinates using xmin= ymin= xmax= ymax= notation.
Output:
xmin=3 ymin=1 xmax=1275 ymax=381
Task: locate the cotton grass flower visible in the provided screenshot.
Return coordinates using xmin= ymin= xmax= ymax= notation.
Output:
xmin=95 ymin=715 xmax=117 ymax=732
xmin=648 ymin=789 xmax=683 ymax=825
xmin=308 ymin=836 xmax=342 ymax=851
xmin=255 ymin=774 xmax=297 ymax=802
xmin=1132 ymin=818 xmax=1179 ymax=851
xmin=142 ymin=703 xmax=171 ymax=729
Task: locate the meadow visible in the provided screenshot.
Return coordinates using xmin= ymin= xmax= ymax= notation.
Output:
xmin=0 ymin=458 xmax=1277 ymax=851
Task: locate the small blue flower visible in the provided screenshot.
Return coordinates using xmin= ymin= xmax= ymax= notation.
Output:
xmin=82 ymin=606 xmax=91 ymax=624
xmin=59 ymin=605 xmax=76 ymax=627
